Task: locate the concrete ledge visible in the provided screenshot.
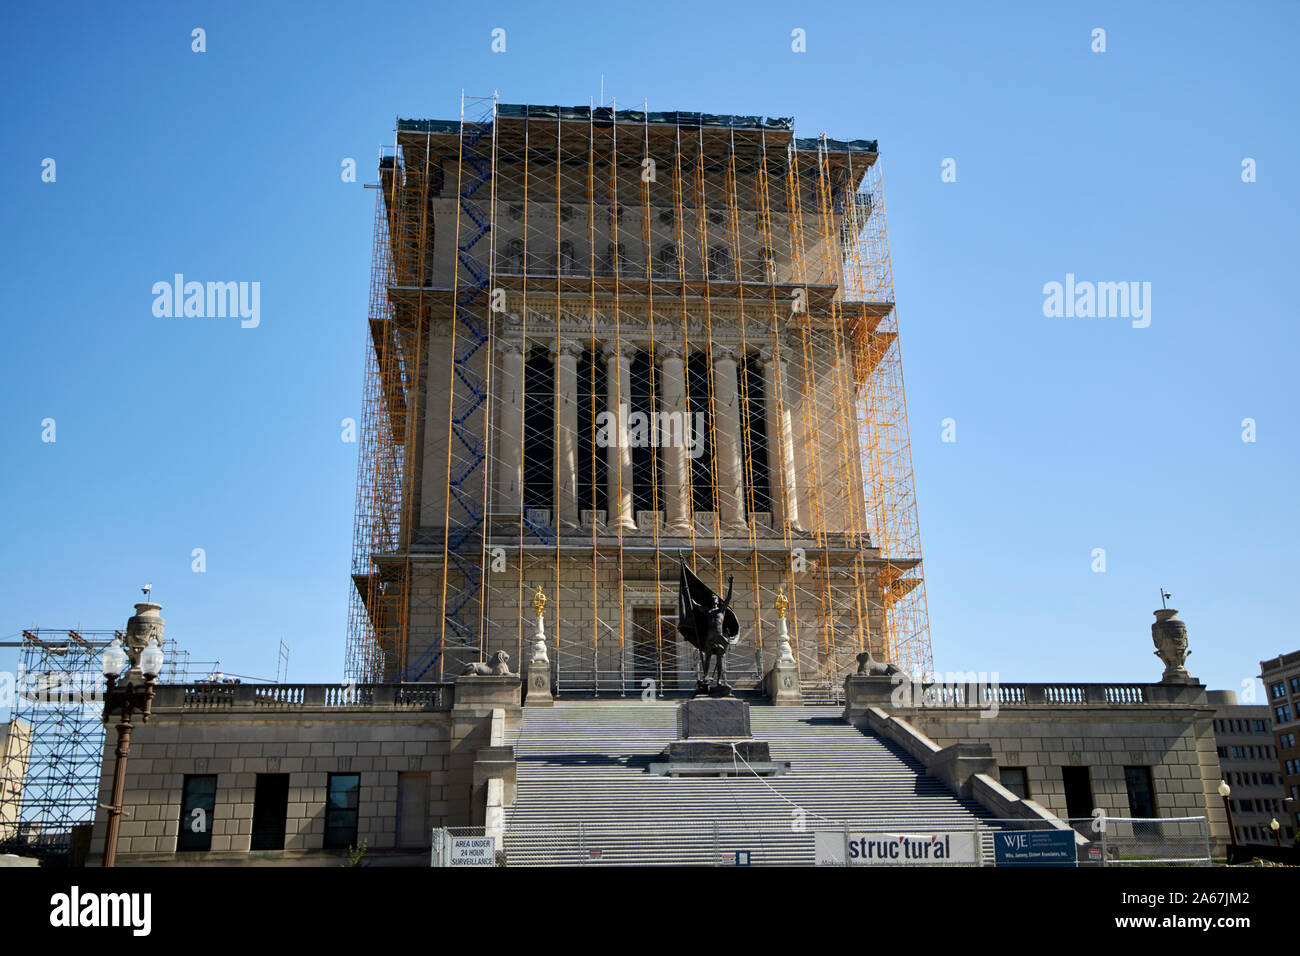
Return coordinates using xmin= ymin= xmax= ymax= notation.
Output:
xmin=967 ymin=774 xmax=1086 ymax=844
xmin=858 ymin=706 xmax=1078 ymax=838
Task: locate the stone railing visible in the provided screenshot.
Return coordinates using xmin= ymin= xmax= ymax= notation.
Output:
xmin=993 ymin=684 xmax=1148 ymax=706
xmin=157 ymin=682 xmax=456 ymax=713
xmin=845 ymin=674 xmax=1208 ymax=718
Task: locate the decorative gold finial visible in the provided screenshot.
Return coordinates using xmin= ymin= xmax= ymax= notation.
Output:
xmin=774 ymin=589 xmax=789 ymax=620
xmin=533 ymin=586 xmax=547 ymax=617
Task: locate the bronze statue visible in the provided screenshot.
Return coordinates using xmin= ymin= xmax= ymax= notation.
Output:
xmin=677 ymin=558 xmax=740 ymax=696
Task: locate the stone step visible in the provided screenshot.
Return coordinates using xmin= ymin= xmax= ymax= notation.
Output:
xmin=502 ymin=702 xmax=992 ymax=865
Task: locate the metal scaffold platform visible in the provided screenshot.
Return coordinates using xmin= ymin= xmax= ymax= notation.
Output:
xmin=0 ymin=628 xmax=196 ymax=859
xmin=346 ymin=96 xmax=933 ymax=696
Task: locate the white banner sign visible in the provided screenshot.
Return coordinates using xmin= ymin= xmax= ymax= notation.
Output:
xmin=815 ymin=830 xmax=977 ymax=865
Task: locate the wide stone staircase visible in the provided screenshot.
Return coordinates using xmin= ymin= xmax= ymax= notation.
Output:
xmin=502 ymin=701 xmax=996 ymax=865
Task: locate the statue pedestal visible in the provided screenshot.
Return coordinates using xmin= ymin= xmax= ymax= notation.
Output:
xmin=525 ymin=655 xmax=553 ymax=706
xmin=649 ymin=698 xmax=789 ymax=777
xmin=764 ymin=659 xmax=802 ymax=705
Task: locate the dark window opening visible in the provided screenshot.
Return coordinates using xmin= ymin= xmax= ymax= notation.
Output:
xmin=178 ymin=774 xmax=217 ymax=853
xmin=1000 ymin=767 xmax=1030 ymax=800
xmin=523 ymin=347 xmax=554 ymax=511
xmin=1062 ymin=766 xmax=1094 ymax=821
xmin=687 ymin=350 xmax=715 ymax=513
xmin=1124 ymin=766 xmax=1157 ymax=818
xmin=576 ymin=349 xmax=608 ymax=518
xmin=250 ymin=773 xmax=290 ymax=852
xmin=739 ymin=354 xmax=771 ymax=515
xmin=630 ymin=350 xmax=660 ymax=516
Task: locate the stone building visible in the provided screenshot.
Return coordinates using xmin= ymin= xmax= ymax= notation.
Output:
xmin=1208 ymin=690 xmax=1291 ymax=843
xmin=346 ymin=101 xmax=930 ymax=700
xmin=1260 ymin=650 xmax=1300 ymax=836
xmin=76 ymin=102 xmax=1233 ymax=866
xmin=0 ymin=720 xmax=31 ymax=842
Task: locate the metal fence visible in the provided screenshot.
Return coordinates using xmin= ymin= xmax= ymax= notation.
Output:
xmin=1091 ymin=815 xmax=1211 ymax=866
xmin=470 ymin=816 xmax=1211 ymax=867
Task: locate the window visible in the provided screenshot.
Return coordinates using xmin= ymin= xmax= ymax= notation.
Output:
xmin=707 ymin=243 xmax=732 ymax=277
xmin=628 ymin=349 xmax=661 ymax=516
xmin=1062 ymin=766 xmax=1094 ymax=820
xmin=1291 ymin=676 xmax=1300 ymax=694
xmin=1254 ymin=719 xmax=1268 ymax=733
xmin=1276 ymin=705 xmax=1292 ymax=724
xmin=655 ymin=242 xmax=679 ymax=279
xmin=738 ymin=353 xmax=771 ymax=516
xmin=1124 ymin=766 xmax=1158 ymax=818
xmin=1231 ymin=746 xmax=1245 ymax=759
xmin=1000 ymin=767 xmax=1030 ymax=799
xmin=177 ymin=774 xmax=217 ymax=852
xmin=576 ymin=349 xmax=608 ymax=517
xmin=1272 ymin=683 xmax=1287 ymax=699
xmin=522 ymin=346 xmax=555 ymax=512
xmin=1216 ymin=746 xmax=1228 ymax=758
xmin=324 ymin=773 xmax=361 ymax=849
xmin=686 ymin=350 xmax=716 ymax=512
xmin=250 ymin=773 xmax=290 ymax=852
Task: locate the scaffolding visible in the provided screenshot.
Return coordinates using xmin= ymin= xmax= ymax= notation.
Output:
xmin=346 ymin=98 xmax=933 ymax=695
xmin=0 ymin=628 xmax=198 ymax=858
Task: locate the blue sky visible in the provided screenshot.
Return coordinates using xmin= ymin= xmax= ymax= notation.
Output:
xmin=1 ymin=0 xmax=1296 ymax=714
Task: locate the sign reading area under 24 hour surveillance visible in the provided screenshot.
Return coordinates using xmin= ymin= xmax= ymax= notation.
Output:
xmin=815 ymin=831 xmax=977 ymax=865
xmin=448 ymin=835 xmax=496 ymax=867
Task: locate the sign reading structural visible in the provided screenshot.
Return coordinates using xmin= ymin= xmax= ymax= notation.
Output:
xmin=992 ymin=829 xmax=1077 ymax=867
xmin=815 ymin=830 xmax=977 ymax=865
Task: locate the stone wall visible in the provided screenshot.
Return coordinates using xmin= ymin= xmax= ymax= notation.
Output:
xmin=844 ymin=676 xmax=1229 ymax=851
xmin=88 ymin=678 xmax=519 ymax=866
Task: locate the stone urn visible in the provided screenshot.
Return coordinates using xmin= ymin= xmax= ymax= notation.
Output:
xmin=1151 ymin=608 xmax=1192 ymax=684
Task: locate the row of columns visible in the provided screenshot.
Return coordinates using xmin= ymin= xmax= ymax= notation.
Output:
xmin=494 ymin=340 xmax=803 ymax=536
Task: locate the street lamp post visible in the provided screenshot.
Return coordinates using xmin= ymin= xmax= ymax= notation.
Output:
xmin=1271 ymin=817 xmax=1281 ymax=847
xmin=1218 ymin=780 xmax=1236 ymax=846
xmin=101 ymin=602 xmax=166 ymax=868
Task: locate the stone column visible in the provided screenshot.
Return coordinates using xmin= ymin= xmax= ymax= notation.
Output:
xmin=494 ymin=341 xmax=525 ymax=514
xmin=711 ymin=346 xmax=747 ymax=533
xmin=603 ymin=341 xmax=636 ymax=531
xmin=552 ymin=342 xmax=581 ymax=530
xmin=758 ymin=347 xmax=801 ymax=533
xmin=787 ymin=356 xmax=813 ymax=534
xmin=655 ymin=344 xmax=692 ymax=534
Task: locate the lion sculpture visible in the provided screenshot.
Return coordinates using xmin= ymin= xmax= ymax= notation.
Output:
xmin=461 ymin=650 xmax=516 ymax=677
xmin=856 ymin=650 xmax=905 ymax=678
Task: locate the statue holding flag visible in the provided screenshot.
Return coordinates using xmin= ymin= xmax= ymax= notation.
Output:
xmin=677 ymin=557 xmax=740 ymax=697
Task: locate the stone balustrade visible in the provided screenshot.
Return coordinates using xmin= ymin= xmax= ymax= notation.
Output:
xmin=155 ymin=682 xmax=456 ymax=713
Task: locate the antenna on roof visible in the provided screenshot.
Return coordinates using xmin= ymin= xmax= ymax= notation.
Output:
xmin=600 ymin=74 xmax=604 ymax=107
xmin=1160 ymin=588 xmax=1172 ymax=609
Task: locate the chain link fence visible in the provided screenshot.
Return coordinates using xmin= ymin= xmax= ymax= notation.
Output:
xmin=449 ymin=816 xmax=1210 ymax=866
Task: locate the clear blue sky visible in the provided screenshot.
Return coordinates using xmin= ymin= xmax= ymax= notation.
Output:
xmin=2 ymin=1 xmax=1296 ymax=714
